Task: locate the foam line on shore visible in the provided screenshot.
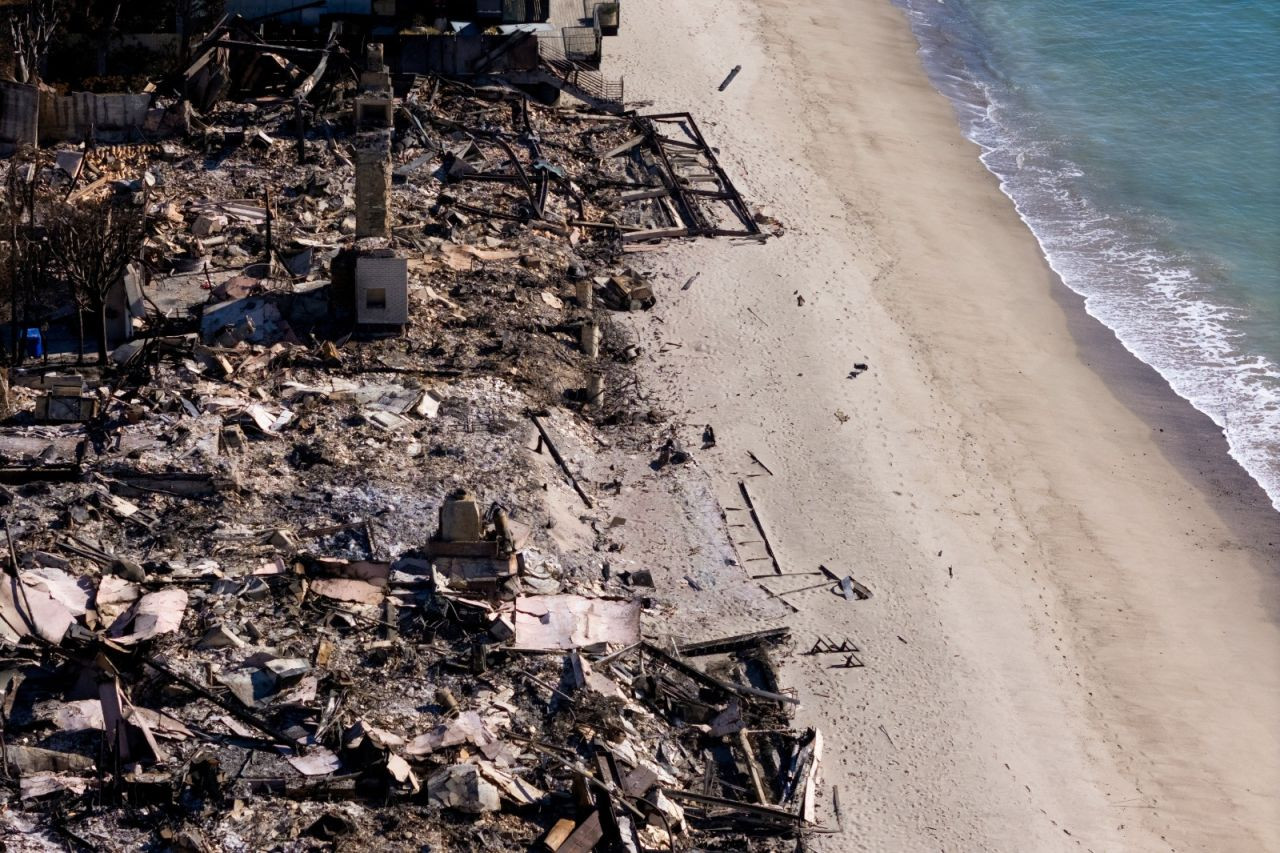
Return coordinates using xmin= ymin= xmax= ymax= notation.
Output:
xmin=894 ymin=0 xmax=1280 ymax=512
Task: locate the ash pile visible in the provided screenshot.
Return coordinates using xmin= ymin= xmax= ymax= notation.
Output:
xmin=0 ymin=36 xmax=814 ymax=853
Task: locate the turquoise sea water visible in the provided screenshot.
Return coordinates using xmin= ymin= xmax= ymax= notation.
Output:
xmin=895 ymin=0 xmax=1280 ymax=509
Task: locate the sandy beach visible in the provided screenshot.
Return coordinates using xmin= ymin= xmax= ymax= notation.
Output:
xmin=603 ymin=0 xmax=1280 ymax=850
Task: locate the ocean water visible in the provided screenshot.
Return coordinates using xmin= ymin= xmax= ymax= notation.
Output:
xmin=894 ymin=0 xmax=1280 ymax=510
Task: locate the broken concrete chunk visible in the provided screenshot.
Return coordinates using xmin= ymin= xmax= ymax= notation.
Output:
xmin=280 ymin=674 xmax=319 ymax=705
xmin=432 ymin=553 xmax=517 ymax=591
xmin=488 ymin=614 xmax=515 ymax=641
xmin=477 ymin=760 xmax=545 ymax=806
xmin=438 ymin=493 xmax=483 ymax=541
xmin=313 ymin=558 xmax=389 ymax=584
xmin=648 ymin=790 xmax=687 ymax=833
xmin=112 ymin=557 xmax=146 ymax=583
xmin=263 ymin=657 xmax=311 ymax=685
xmin=367 ymin=726 xmax=405 ymax=749
xmin=426 ymin=763 xmax=500 ymax=814
xmin=386 ymin=754 xmax=420 ymax=792
xmin=602 ymin=273 xmax=655 ymax=311
xmin=584 ymin=668 xmax=626 ymax=700
xmin=198 ymin=623 xmax=246 ymax=649
xmin=53 ymin=699 xmax=106 ymax=733
xmin=367 ymin=410 xmax=412 ymax=432
xmin=101 ymin=494 xmax=140 ymax=520
xmin=220 ymin=425 xmax=246 ymax=452
xmin=191 ymin=213 xmax=227 ymax=237
xmin=416 ymin=390 xmax=442 ymax=419
xmin=244 ymin=403 xmax=293 ymax=433
xmin=363 ymin=385 xmax=428 ymax=416
xmin=346 ymin=720 xmax=406 ymax=751
xmin=264 ymin=528 xmax=301 ymax=550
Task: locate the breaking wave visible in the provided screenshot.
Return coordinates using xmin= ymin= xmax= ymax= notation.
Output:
xmin=895 ymin=0 xmax=1280 ymax=511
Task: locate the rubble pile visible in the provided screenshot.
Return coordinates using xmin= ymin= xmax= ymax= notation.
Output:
xmin=0 ymin=464 xmax=818 ymax=849
xmin=0 ymin=45 xmax=820 ymax=851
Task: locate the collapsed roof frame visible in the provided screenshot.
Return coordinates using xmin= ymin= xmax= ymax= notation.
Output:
xmin=177 ymin=13 xmax=349 ymax=113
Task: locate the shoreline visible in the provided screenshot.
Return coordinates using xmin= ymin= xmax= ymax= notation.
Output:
xmin=1045 ymin=265 xmax=1280 ymax=584
xmin=894 ymin=0 xmax=1280 ymax=516
xmin=610 ymin=0 xmax=1280 ymax=849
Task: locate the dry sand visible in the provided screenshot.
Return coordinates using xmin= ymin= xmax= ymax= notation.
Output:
xmin=599 ymin=0 xmax=1280 ymax=850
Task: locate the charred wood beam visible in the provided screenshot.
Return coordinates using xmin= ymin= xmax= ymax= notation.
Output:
xmin=291 ymin=26 xmax=337 ymax=102
xmin=640 ymin=642 xmax=799 ymax=706
xmin=660 ymin=787 xmax=803 ymax=825
xmin=138 ymin=655 xmax=300 ymax=752
xmin=488 ymin=134 xmax=542 ymax=219
xmin=738 ymin=480 xmax=782 ymax=575
xmin=644 ymin=112 xmax=762 ymax=236
xmin=0 ymin=464 xmax=81 ymax=485
xmin=528 ymin=412 xmax=595 ymax=509
xmin=675 ymin=627 xmax=791 ymax=658
xmin=635 ymin=120 xmax=704 ymax=234
xmin=213 ymin=40 xmax=330 ymax=59
xmin=738 ymin=729 xmax=770 ymax=805
xmin=459 ymin=173 xmax=523 ymax=184
xmin=441 ymin=198 xmax=529 ymax=223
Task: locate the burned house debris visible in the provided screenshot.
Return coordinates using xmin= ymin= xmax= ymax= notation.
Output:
xmin=0 ymin=7 xmax=813 ymax=852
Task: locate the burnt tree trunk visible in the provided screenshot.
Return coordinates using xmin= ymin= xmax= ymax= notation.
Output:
xmin=94 ymin=294 xmax=108 ymax=365
xmin=76 ymin=304 xmax=86 ymax=364
xmin=7 ymin=222 xmax=18 ymax=363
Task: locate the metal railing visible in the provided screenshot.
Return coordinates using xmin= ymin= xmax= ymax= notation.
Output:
xmin=561 ymin=24 xmax=600 ymax=64
xmin=534 ymin=31 xmax=623 ymax=107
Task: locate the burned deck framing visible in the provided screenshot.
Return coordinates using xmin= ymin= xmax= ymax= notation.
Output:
xmin=618 ymin=112 xmax=763 ymax=243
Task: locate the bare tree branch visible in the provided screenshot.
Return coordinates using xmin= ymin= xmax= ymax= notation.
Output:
xmin=48 ymin=198 xmax=144 ymax=365
xmin=3 ymin=0 xmax=66 ymax=85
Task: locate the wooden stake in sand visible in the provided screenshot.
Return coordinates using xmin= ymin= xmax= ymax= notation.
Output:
xmin=530 ymin=413 xmax=595 ymax=509
xmin=746 ymin=450 xmax=774 ymax=476
xmin=738 ymin=480 xmax=782 ymax=574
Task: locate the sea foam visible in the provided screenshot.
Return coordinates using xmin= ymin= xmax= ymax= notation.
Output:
xmin=897 ymin=0 xmax=1280 ymax=511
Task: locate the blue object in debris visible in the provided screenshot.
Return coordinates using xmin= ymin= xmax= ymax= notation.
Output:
xmin=22 ymin=327 xmax=43 ymax=359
